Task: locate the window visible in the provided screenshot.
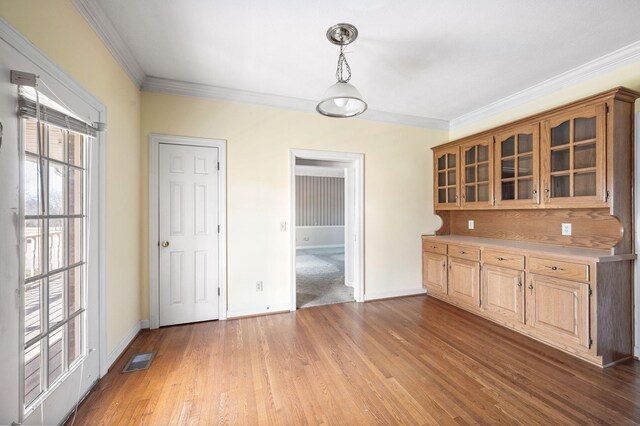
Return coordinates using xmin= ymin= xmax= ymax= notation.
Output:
xmin=22 ymin=118 xmax=87 ymax=409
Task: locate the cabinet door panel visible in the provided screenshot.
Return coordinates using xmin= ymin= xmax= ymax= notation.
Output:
xmin=526 ymin=274 xmax=590 ymax=349
xmin=460 ymin=137 xmax=493 ymax=207
xmin=482 ymin=265 xmax=524 ymax=324
xmin=541 ymin=103 xmax=606 ymax=207
xmin=448 ymin=258 xmax=480 ymax=307
xmin=423 ymin=252 xmax=447 ymax=296
xmin=434 ymin=147 xmax=460 ymax=209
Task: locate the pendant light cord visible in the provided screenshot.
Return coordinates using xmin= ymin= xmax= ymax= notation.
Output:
xmin=335 ymin=45 xmax=352 ymax=83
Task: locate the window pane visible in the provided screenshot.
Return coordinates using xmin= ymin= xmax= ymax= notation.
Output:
xmin=501 ymin=159 xmax=515 ymax=179
xmin=466 ymin=185 xmax=476 ymax=202
xmin=438 ymin=172 xmax=446 ymax=187
xmin=24 ymin=341 xmax=42 ymax=406
xmin=502 ymin=181 xmax=515 ymax=200
xmin=518 ymin=134 xmax=533 ymax=153
xmin=68 ymin=314 xmax=83 ymax=367
xmin=551 ymin=121 xmax=570 ymax=147
xmin=478 ymin=164 xmax=489 ymax=182
xmin=447 ymin=153 xmax=456 ymax=168
xmin=477 ymin=145 xmax=488 ymax=162
xmin=501 ymin=136 xmax=515 ymax=157
xmin=25 ymin=155 xmax=42 ymax=216
xmin=24 ymin=281 xmax=41 ymax=343
xmin=574 ymin=172 xmax=596 ymax=196
xmin=518 ymin=179 xmax=533 ymax=200
xmin=68 ymin=266 xmax=82 ymax=315
xmin=447 ymin=170 xmax=456 ymax=185
xmin=69 ymin=218 xmax=83 ymax=265
xmin=551 ymin=149 xmax=570 ymax=172
xmin=49 ymin=219 xmax=66 ymax=271
xmin=447 ymin=187 xmax=456 ymax=203
xmin=465 ymin=146 xmax=476 ymax=164
xmin=48 ymin=127 xmax=65 ymax=162
xmin=49 ymin=272 xmax=65 ymax=327
xmin=574 ymin=117 xmax=596 ymax=141
xmin=518 ymin=155 xmax=533 ymax=177
xmin=68 ymin=132 xmax=84 ymax=167
xmin=438 ymin=188 xmax=446 ymax=203
xmin=24 ymin=120 xmax=41 ymax=155
xmin=25 ymin=219 xmax=43 ymax=278
xmin=49 ymin=163 xmax=67 ymax=215
xmin=574 ymin=143 xmax=596 ymax=169
xmin=478 ymin=183 xmax=489 ymax=202
xmin=551 ymin=174 xmax=570 ymax=198
xmin=69 ymin=168 xmax=83 ymax=215
xmin=48 ymin=327 xmax=64 ymax=385
xmin=437 ymin=155 xmax=446 ymax=170
xmin=465 ymin=166 xmax=476 ymax=183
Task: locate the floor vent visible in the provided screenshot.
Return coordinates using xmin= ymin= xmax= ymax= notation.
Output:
xmin=121 ymin=352 xmax=156 ymax=373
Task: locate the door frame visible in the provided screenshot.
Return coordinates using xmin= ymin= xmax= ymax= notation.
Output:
xmin=289 ymin=149 xmax=365 ymax=310
xmin=148 ymin=134 xmax=227 ymax=328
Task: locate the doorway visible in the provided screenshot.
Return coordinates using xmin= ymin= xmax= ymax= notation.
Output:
xmin=289 ymin=149 xmax=364 ymax=310
xmin=149 ymin=135 xmax=227 ymax=328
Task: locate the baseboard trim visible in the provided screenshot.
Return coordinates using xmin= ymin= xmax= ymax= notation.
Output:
xmin=227 ymin=304 xmax=291 ymax=319
xmin=296 ymin=244 xmax=345 ymax=249
xmin=106 ymin=320 xmax=147 ymax=370
xmin=364 ymin=288 xmax=427 ymax=301
xmin=635 ymin=345 xmax=640 ymax=358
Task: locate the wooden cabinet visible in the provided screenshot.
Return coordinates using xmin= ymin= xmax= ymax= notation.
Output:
xmin=541 ymin=103 xmax=607 ymax=207
xmin=526 ymin=274 xmax=591 ymax=349
xmin=494 ymin=123 xmax=540 ymax=206
xmin=460 ymin=137 xmax=493 ymax=207
xmin=434 ymin=146 xmax=460 ymax=209
xmin=422 ymin=251 xmax=447 ymax=296
xmin=448 ymin=257 xmax=480 ymax=308
xmin=482 ymin=265 xmax=524 ymax=324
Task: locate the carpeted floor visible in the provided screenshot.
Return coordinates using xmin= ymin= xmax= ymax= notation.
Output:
xmin=296 ymin=246 xmax=354 ymax=308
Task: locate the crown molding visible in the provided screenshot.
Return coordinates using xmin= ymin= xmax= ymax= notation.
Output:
xmin=72 ymin=0 xmax=145 ymax=87
xmin=450 ymin=39 xmax=640 ymax=130
xmin=142 ymin=76 xmax=450 ymax=131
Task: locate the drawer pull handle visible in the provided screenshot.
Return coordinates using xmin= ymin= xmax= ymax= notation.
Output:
xmin=496 ymin=257 xmax=505 ymax=261
xmin=545 ymin=265 xmax=564 ymax=271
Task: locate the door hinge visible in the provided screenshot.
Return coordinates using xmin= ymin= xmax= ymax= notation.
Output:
xmin=605 ymin=104 xmax=610 ymax=114
xmin=217 ymin=225 xmax=220 ymax=233
xmin=217 ymin=162 xmax=220 ymax=171
xmin=492 ymin=198 xmax=496 ymax=206
xmin=589 ymin=338 xmax=593 ymax=348
xmin=218 ymin=288 xmax=220 ymax=296
xmin=588 ymin=286 xmax=593 ymax=296
xmin=605 ymin=190 xmax=610 ymax=202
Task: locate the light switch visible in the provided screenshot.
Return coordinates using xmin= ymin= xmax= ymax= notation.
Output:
xmin=561 ymin=223 xmax=572 ymax=236
xmin=468 ymin=220 xmax=475 ymax=230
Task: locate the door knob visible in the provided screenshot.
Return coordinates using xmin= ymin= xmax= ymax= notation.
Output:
xmin=161 ymin=241 xmax=170 ymax=248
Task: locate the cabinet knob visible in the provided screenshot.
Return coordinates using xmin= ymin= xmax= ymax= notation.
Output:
xmin=545 ymin=265 xmax=562 ymax=271
xmin=528 ymin=284 xmax=534 ymax=290
xmin=460 ymin=251 xmax=467 ymax=254
xmin=517 ymin=281 xmax=522 ymax=287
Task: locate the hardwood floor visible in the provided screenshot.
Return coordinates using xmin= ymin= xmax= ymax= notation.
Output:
xmin=68 ymin=296 xmax=640 ymax=425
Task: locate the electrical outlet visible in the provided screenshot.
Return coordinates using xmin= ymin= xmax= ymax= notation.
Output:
xmin=256 ymin=281 xmax=263 ymax=291
xmin=468 ymin=220 xmax=474 ymax=230
xmin=561 ymin=223 xmax=572 ymax=236
xmin=280 ymin=221 xmax=287 ymax=231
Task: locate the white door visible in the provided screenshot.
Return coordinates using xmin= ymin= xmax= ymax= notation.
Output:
xmin=158 ymin=143 xmax=219 ymax=326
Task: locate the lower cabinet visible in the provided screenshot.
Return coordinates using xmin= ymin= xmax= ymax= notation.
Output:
xmin=526 ymin=274 xmax=591 ymax=349
xmin=448 ymin=257 xmax=480 ymax=308
xmin=422 ymin=252 xmax=447 ymax=296
xmin=482 ymin=265 xmax=525 ymax=324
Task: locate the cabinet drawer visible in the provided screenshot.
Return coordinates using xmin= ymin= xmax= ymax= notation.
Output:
xmin=483 ymin=249 xmax=525 ymax=270
xmin=448 ymin=244 xmax=480 ymax=261
xmin=528 ymin=257 xmax=590 ymax=283
xmin=422 ymin=240 xmax=447 ymax=255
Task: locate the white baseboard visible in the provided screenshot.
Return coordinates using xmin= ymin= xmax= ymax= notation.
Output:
xmin=296 ymin=244 xmax=344 ymax=249
xmin=364 ymin=288 xmax=427 ymax=301
xmin=635 ymin=345 xmax=640 ymax=358
xmin=227 ymin=304 xmax=291 ymax=319
xmin=106 ymin=320 xmax=146 ymax=370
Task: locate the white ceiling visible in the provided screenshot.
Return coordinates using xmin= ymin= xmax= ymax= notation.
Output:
xmin=86 ymin=0 xmax=640 ymax=125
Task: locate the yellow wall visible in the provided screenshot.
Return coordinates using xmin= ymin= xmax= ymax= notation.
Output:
xmin=1 ymin=1 xmax=143 ymax=352
xmin=450 ymin=61 xmax=640 ymax=139
xmin=140 ymin=92 xmax=448 ymax=316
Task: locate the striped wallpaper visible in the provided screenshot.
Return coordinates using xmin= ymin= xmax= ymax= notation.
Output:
xmin=296 ymin=176 xmax=345 ymax=226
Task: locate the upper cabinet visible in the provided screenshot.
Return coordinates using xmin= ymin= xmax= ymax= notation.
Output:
xmin=494 ymin=124 xmax=539 ymax=207
xmin=541 ymin=104 xmax=607 ymax=207
xmin=431 ymin=88 xmax=638 ymax=213
xmin=434 ymin=146 xmax=460 ymax=209
xmin=461 ymin=137 xmax=493 ymax=207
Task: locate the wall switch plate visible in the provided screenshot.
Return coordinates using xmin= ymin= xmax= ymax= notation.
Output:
xmin=468 ymin=220 xmax=474 ymax=230
xmin=280 ymin=221 xmax=287 ymax=231
xmin=256 ymin=281 xmax=263 ymax=291
xmin=561 ymin=223 xmax=572 ymax=236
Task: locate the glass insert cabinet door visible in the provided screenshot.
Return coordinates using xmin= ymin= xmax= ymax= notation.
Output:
xmin=541 ymin=104 xmax=606 ymax=206
xmin=461 ymin=137 xmax=493 ymax=206
xmin=493 ymin=123 xmax=540 ymax=206
xmin=434 ymin=147 xmax=459 ymax=208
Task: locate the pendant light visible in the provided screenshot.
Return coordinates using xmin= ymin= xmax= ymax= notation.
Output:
xmin=316 ymin=23 xmax=367 ymax=118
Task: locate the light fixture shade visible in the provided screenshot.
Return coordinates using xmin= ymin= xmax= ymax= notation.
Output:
xmin=316 ymin=82 xmax=368 ymax=118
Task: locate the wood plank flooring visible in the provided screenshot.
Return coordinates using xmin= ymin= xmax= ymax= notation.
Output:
xmin=68 ymin=296 xmax=640 ymax=425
